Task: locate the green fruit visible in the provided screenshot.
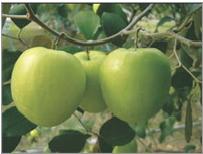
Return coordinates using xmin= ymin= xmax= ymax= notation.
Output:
xmin=113 ymin=139 xmax=138 ymax=153
xmin=74 ymin=51 xmax=107 ymax=112
xmin=11 ymin=47 xmax=86 ymax=127
xmin=100 ymin=48 xmax=171 ymax=123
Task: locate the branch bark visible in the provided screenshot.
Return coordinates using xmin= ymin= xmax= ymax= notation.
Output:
xmin=23 ymin=4 xmax=154 ymax=46
xmin=139 ymin=30 xmax=202 ymax=47
xmin=2 ymin=14 xmax=27 ymax=19
xmin=123 ymin=29 xmax=202 ymax=47
xmin=4 ymin=4 xmax=201 ymax=48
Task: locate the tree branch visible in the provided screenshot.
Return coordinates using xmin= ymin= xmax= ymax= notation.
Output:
xmin=139 ymin=30 xmax=202 ymax=47
xmin=124 ymin=29 xmax=202 ymax=47
xmin=23 ymin=3 xmax=154 ymax=46
xmin=2 ymin=14 xmax=28 ymax=19
xmin=4 ymin=4 xmax=201 ymax=49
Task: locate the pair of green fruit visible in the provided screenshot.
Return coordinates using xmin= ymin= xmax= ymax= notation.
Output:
xmin=11 ymin=47 xmax=171 ymax=127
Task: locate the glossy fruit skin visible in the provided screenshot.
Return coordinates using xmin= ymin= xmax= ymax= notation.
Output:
xmin=74 ymin=51 xmax=107 ymax=112
xmin=11 ymin=47 xmax=86 ymax=127
xmin=100 ymin=48 xmax=171 ymax=123
xmin=113 ymin=139 xmax=138 ymax=153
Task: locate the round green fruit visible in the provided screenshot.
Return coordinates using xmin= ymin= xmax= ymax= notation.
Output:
xmin=113 ymin=139 xmax=138 ymax=153
xmin=11 ymin=47 xmax=86 ymax=127
xmin=74 ymin=51 xmax=107 ymax=112
xmin=100 ymin=48 xmax=171 ymax=123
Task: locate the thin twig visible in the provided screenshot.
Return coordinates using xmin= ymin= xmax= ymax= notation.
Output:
xmin=129 ymin=5 xmax=139 ymax=22
xmin=182 ymin=65 xmax=202 ymax=84
xmin=136 ymin=137 xmax=153 ymax=152
xmin=167 ymin=51 xmax=175 ymax=59
xmin=54 ymin=32 xmax=66 ymax=49
xmin=172 ymin=39 xmax=202 ymax=84
xmin=23 ymin=4 xmax=154 ymax=46
xmin=17 ymin=29 xmax=22 ymax=39
xmin=173 ymin=14 xmax=193 ymax=33
xmin=173 ymin=39 xmax=182 ymax=69
xmin=2 ymin=14 xmax=27 ymax=19
xmin=2 ymin=33 xmax=30 ymax=48
xmin=124 ymin=29 xmax=202 ymax=47
xmin=135 ymin=27 xmax=143 ymax=48
xmin=73 ymin=113 xmax=99 ymax=137
xmin=2 ymin=33 xmax=19 ymax=40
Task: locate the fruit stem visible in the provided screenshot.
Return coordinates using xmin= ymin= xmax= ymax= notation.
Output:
xmin=86 ymin=47 xmax=90 ymax=60
xmin=135 ymin=27 xmax=143 ymax=49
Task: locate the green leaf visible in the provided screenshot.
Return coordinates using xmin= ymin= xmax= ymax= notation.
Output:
xmin=159 ymin=118 xmax=176 ymax=143
xmin=2 ymin=106 xmax=37 ymax=137
xmin=150 ymin=41 xmax=168 ymax=53
xmin=185 ymin=21 xmax=201 ymax=40
xmin=31 ymin=35 xmax=53 ymax=48
xmin=186 ymin=4 xmax=202 ymax=13
xmin=9 ymin=4 xmax=39 ymax=29
xmin=162 ymin=94 xmax=175 ymax=115
xmin=155 ymin=16 xmax=174 ymax=31
xmin=171 ymin=68 xmax=193 ymax=90
xmin=99 ymin=117 xmax=135 ymax=146
xmin=75 ymin=11 xmax=100 ymax=40
xmin=194 ymin=47 xmax=202 ymax=68
xmin=2 ymin=136 xmax=21 ymax=153
xmin=49 ymin=130 xmax=90 ymax=153
xmin=2 ymin=84 xmax=13 ymax=105
xmin=184 ymin=145 xmax=196 ymax=153
xmin=193 ymin=8 xmax=202 ymax=39
xmin=97 ymin=4 xmax=128 ymax=23
xmin=101 ymin=12 xmax=127 ymax=47
xmin=57 ymin=4 xmax=68 ymax=18
xmin=174 ymin=109 xmax=182 ymax=121
xmin=179 ymin=47 xmax=194 ymax=69
xmin=185 ymin=100 xmax=193 ymax=142
xmin=2 ymin=49 xmax=22 ymax=82
xmin=93 ymin=26 xmax=104 ymax=40
xmin=134 ymin=121 xmax=148 ymax=138
xmin=58 ymin=46 xmax=83 ymax=54
xmin=2 ymin=3 xmax=11 ymax=27
xmin=98 ymin=136 xmax=113 ymax=152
